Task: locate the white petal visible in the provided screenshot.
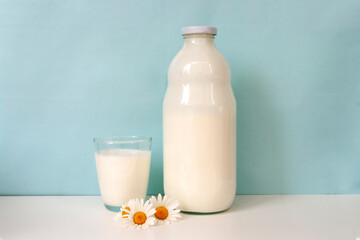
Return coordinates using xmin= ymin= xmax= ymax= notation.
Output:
xmin=150 ymin=195 xmax=157 ymax=204
xmin=147 ymin=208 xmax=156 ymax=216
xmin=156 ymin=219 xmax=165 ymax=225
xmin=147 ymin=217 xmax=156 ymax=225
xmin=151 ymin=202 xmax=159 ymax=208
xmin=123 ymin=208 xmax=131 ymax=214
xmin=122 ymin=222 xmax=130 ymax=228
xmin=167 ymin=203 xmax=179 ymax=210
xmin=143 ymin=200 xmax=149 ymax=211
xmin=169 ymin=209 xmax=180 ymax=214
xmin=147 ymin=204 xmax=154 ymax=214
xmin=172 ymin=214 xmax=182 ymax=219
xmin=127 ymin=199 xmax=135 ymax=208
xmin=144 ymin=204 xmax=150 ymax=213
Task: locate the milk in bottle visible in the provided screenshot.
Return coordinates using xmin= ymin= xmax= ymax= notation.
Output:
xmin=163 ymin=26 xmax=237 ymax=213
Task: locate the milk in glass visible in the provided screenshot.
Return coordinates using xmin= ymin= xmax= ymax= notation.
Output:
xmin=95 ymin=149 xmax=151 ymax=207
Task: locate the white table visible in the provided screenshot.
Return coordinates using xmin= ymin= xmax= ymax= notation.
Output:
xmin=0 ymin=195 xmax=359 ymax=240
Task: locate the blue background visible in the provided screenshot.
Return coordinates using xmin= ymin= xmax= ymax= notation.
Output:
xmin=1 ymin=0 xmax=359 ymax=195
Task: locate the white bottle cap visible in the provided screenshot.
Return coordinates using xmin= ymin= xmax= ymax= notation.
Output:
xmin=181 ymin=26 xmax=217 ymax=35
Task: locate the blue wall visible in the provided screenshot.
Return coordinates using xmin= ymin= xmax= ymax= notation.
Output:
xmin=1 ymin=0 xmax=359 ymax=195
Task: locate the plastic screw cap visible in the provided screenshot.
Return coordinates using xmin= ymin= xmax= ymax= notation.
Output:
xmin=181 ymin=26 xmax=217 ymax=35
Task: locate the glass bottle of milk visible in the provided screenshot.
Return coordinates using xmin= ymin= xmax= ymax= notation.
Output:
xmin=163 ymin=26 xmax=236 ymax=213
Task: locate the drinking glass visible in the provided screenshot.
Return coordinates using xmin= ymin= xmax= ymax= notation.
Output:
xmin=93 ymin=136 xmax=152 ymax=212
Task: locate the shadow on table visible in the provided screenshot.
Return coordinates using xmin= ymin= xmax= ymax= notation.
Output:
xmin=179 ymin=195 xmax=284 ymax=216
xmin=229 ymin=195 xmax=284 ymax=213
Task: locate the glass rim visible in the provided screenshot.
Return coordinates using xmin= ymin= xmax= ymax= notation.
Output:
xmin=93 ymin=136 xmax=152 ymax=144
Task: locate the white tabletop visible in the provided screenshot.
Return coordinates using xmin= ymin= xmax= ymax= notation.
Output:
xmin=0 ymin=195 xmax=359 ymax=240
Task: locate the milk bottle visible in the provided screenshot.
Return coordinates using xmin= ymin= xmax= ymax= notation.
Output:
xmin=163 ymin=26 xmax=237 ymax=213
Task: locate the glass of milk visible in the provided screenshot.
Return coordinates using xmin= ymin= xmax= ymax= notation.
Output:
xmin=93 ymin=136 xmax=152 ymax=212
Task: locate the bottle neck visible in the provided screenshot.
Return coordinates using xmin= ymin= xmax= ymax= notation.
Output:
xmin=183 ymin=33 xmax=215 ymax=48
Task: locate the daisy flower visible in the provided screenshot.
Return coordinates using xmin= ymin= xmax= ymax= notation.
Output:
xmin=114 ymin=199 xmax=156 ymax=230
xmin=113 ymin=199 xmax=135 ymax=221
xmin=150 ymin=194 xmax=181 ymax=224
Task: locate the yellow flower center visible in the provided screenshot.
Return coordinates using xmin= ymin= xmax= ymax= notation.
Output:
xmin=155 ymin=206 xmax=169 ymax=220
xmin=121 ymin=206 xmax=130 ymax=218
xmin=133 ymin=212 xmax=147 ymax=225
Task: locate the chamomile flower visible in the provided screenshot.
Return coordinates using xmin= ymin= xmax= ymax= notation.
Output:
xmin=150 ymin=194 xmax=181 ymax=224
xmin=114 ymin=199 xmax=156 ymax=230
xmin=113 ymin=200 xmax=135 ymax=222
